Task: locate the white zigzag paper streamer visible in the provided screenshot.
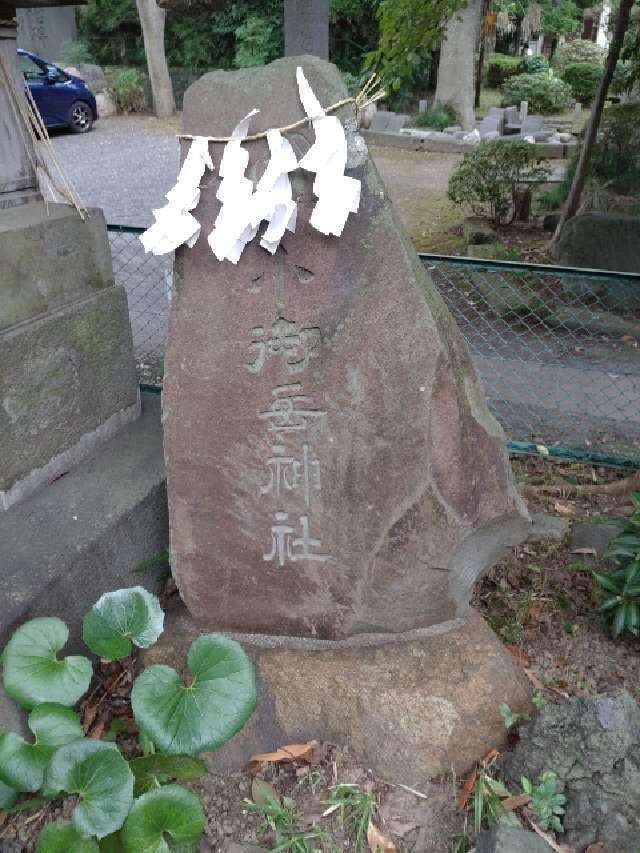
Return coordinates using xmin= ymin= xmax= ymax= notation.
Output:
xmin=296 ymin=67 xmax=361 ymax=237
xmin=140 ymin=136 xmax=213 ymax=256
xmin=250 ymin=129 xmax=298 ymax=255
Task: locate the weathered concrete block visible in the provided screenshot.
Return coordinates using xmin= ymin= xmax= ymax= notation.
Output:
xmin=0 ymin=285 xmax=140 ymax=508
xmin=0 ymin=203 xmax=114 ymax=330
xmin=0 ymin=393 xmax=167 ymax=652
xmin=144 ymin=604 xmax=532 ymax=783
xmin=464 ymin=216 xmax=497 ymax=245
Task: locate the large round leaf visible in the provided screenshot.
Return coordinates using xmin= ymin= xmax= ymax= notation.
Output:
xmin=0 ymin=703 xmax=83 ymax=792
xmin=82 ymin=588 xmax=164 ymax=660
xmin=43 ymin=740 xmax=134 ymax=839
xmin=131 ymin=633 xmax=256 ymax=754
xmin=121 ymin=785 xmax=205 ymax=852
xmin=35 ymin=820 xmax=99 ymax=853
xmin=2 ymin=618 xmax=92 ymax=709
xmin=0 ymin=779 xmax=17 ymax=809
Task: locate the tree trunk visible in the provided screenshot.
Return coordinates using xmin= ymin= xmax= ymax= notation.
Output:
xmin=549 ymin=0 xmax=635 ymax=254
xmin=475 ymin=0 xmax=492 ymax=109
xmin=435 ymin=0 xmax=482 ymax=131
xmin=135 ymin=0 xmax=175 ymax=119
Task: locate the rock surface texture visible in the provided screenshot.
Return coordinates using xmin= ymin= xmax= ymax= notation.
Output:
xmin=557 ymin=212 xmax=640 ymax=273
xmin=144 ymin=604 xmax=532 ymax=782
xmin=164 ymin=55 xmax=529 ymax=640
xmin=501 ymin=692 xmax=640 ymax=850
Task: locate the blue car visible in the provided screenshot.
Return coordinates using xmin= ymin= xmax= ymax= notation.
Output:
xmin=18 ymin=48 xmax=98 ymax=134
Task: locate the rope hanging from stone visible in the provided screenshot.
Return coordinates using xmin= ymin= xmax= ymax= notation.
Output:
xmin=0 ymin=48 xmax=86 ymax=217
xmin=178 ymin=73 xmax=385 ymax=142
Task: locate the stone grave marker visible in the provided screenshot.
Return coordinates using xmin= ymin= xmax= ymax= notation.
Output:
xmin=164 ymin=55 xmax=529 ymax=641
xmin=284 ymin=0 xmax=329 ymax=59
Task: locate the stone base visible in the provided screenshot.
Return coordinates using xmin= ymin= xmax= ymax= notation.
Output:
xmin=0 ymin=393 xmax=168 ymax=653
xmin=145 ymin=604 xmax=532 ymax=784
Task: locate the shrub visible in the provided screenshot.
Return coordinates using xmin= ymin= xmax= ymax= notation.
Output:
xmin=60 ymin=40 xmax=93 ymax=67
xmin=486 ymin=53 xmax=523 ymax=88
xmin=611 ymin=60 xmax=634 ymax=95
xmin=501 ymin=72 xmax=572 ymax=114
xmin=107 ymin=67 xmax=146 ymax=113
xmin=448 ymin=138 xmax=549 ymax=224
xmin=552 ymin=39 xmax=606 ymax=75
xmin=591 ymin=103 xmax=640 ymax=193
xmin=411 ymin=104 xmax=457 ymax=130
xmin=234 ymin=14 xmax=279 ymax=68
xmin=561 ymin=61 xmax=602 ymax=103
xmin=521 ymin=54 xmax=549 ymax=75
xmin=594 ymin=491 xmax=640 ymax=636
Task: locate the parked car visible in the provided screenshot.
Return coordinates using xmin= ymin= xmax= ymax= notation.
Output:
xmin=17 ymin=49 xmax=98 ymax=133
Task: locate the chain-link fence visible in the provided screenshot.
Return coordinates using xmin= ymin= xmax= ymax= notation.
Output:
xmin=108 ymin=225 xmax=640 ymax=465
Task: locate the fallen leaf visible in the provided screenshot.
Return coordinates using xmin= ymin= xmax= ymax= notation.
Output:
xmin=572 ymin=547 xmax=597 ymax=556
xmin=89 ymin=716 xmax=109 ymax=740
xmin=554 ymin=501 xmax=575 ymax=515
xmin=81 ymin=699 xmax=100 ymax=734
xmin=482 ymin=748 xmax=499 ymax=764
xmin=586 ymin=844 xmax=605 ymax=853
xmin=367 ymin=820 xmax=396 ymax=852
xmin=252 ymin=778 xmax=280 ymax=806
xmin=250 ymin=742 xmax=317 ymax=764
xmin=502 ymin=793 xmax=531 ymax=811
xmin=457 ymin=766 xmax=478 ymax=812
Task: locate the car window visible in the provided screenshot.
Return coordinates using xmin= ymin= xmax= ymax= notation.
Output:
xmin=20 ymin=54 xmax=46 ymax=81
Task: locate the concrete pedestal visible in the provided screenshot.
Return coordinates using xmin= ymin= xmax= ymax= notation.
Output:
xmin=0 ymin=202 xmax=140 ymax=509
xmin=144 ymin=603 xmax=532 ymax=784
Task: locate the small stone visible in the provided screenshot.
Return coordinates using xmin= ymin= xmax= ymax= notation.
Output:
xmin=476 ymin=817 xmax=550 ymax=852
xmin=464 ymin=216 xmax=497 ymax=245
xmin=96 ymin=92 xmax=117 ymax=118
xmin=571 ymin=521 xmax=619 ymax=558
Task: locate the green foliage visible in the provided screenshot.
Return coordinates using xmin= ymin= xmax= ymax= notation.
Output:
xmin=131 ymin=633 xmax=256 ymax=754
xmin=129 ymin=753 xmax=208 ymax=796
xmin=499 ymin=702 xmax=531 ymax=729
xmin=561 ymin=61 xmax=602 ymax=103
xmin=501 ymin=72 xmax=572 ymax=114
xmin=448 ymin=138 xmax=549 ymax=224
xmin=611 ymin=60 xmax=634 ymax=95
xmin=0 ymin=704 xmax=83 ymax=793
xmin=521 ymin=54 xmax=550 ymax=75
xmin=36 ymin=820 xmax=100 ymax=852
xmin=411 ymin=104 xmax=456 ymax=130
xmin=590 ymin=103 xmax=640 ymax=194
xmin=540 ymin=0 xmax=582 ymax=36
xmin=2 ymin=617 xmax=92 ymax=710
xmin=521 ymin=772 xmax=566 ymax=832
xmin=331 ymin=0 xmax=380 ymax=76
xmin=82 ymin=587 xmax=164 ymax=660
xmin=325 ymin=784 xmax=375 ymax=851
xmin=472 ymin=760 xmax=508 ymax=834
xmin=246 ymin=793 xmax=333 ymax=852
xmin=43 ymin=740 xmax=134 ymax=839
xmin=532 ymin=689 xmax=547 ymax=709
xmin=234 ymin=14 xmax=280 ymax=68
xmin=106 ymin=67 xmax=146 ymax=113
xmin=552 ymin=39 xmax=606 ymax=75
xmin=121 ymin=784 xmax=206 ymax=852
xmin=486 ymin=53 xmax=523 ymax=88
xmin=368 ymin=0 xmax=465 ymax=91
xmin=0 ymin=780 xmax=18 ymax=810
xmin=594 ymin=492 xmax=640 ymax=637
xmin=60 ymin=40 xmax=93 ymax=66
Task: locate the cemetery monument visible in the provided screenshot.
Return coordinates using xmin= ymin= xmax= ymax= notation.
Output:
xmin=156 ymin=54 xmax=533 ymax=782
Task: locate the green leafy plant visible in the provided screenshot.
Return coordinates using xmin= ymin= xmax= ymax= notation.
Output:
xmin=234 ymin=14 xmax=279 ymax=68
xmin=247 ymin=793 xmax=334 ymax=852
xmin=60 ymin=40 xmax=93 ymax=67
xmin=472 ymin=759 xmax=509 ymax=833
xmin=521 ymin=771 xmax=566 ymax=832
xmin=532 ymin=690 xmax=547 ymax=709
xmin=106 ymin=67 xmax=146 ymax=113
xmin=501 ymin=72 xmax=572 ymax=114
xmin=561 ymin=61 xmax=602 ymax=103
xmin=448 ymin=138 xmax=549 ymax=224
xmin=0 ymin=586 xmax=256 ymax=850
xmin=521 ymin=54 xmax=550 ymax=75
xmin=485 ymin=53 xmax=523 ymax=88
xmin=411 ymin=104 xmax=457 ymax=130
xmin=499 ymin=702 xmax=530 ymax=729
xmin=325 ymin=783 xmax=376 ymax=851
xmin=552 ymin=39 xmax=605 ymax=75
xmin=594 ymin=492 xmax=640 ymax=637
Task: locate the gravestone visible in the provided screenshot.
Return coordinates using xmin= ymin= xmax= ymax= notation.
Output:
xmin=284 ymin=0 xmax=329 ymax=59
xmin=162 ymin=55 xmax=532 ymax=780
xmin=17 ymin=4 xmax=75 ymax=61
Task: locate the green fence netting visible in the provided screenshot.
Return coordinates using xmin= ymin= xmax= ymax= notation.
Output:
xmin=108 ymin=225 xmax=640 ymax=467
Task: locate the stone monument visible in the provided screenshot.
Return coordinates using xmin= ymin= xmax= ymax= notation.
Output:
xmin=159 ymin=56 xmax=532 ymax=781
xmin=0 ymin=0 xmax=140 ymax=510
xmin=17 ymin=4 xmax=75 ymax=62
xmin=284 ymin=0 xmax=329 ymax=59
